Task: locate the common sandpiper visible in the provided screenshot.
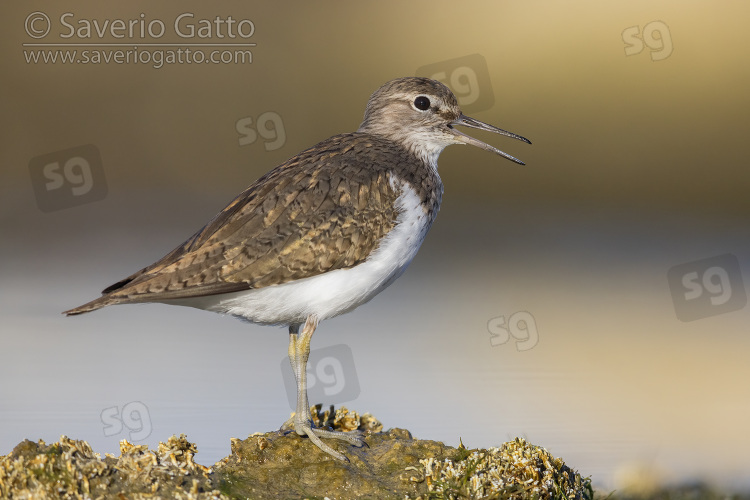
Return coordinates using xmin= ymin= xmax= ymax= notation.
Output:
xmin=65 ymin=77 xmax=531 ymax=461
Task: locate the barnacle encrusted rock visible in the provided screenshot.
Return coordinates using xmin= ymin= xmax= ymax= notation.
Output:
xmin=405 ymin=437 xmax=593 ymax=500
xmin=0 ymin=406 xmax=593 ymax=499
xmin=309 ymin=403 xmax=382 ymax=433
xmin=0 ymin=434 xmax=223 ymax=499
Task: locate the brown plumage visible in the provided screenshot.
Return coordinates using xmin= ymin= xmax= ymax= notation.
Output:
xmin=64 ymin=132 xmax=441 ymax=315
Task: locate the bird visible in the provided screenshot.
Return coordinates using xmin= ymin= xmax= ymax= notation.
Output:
xmin=64 ymin=77 xmax=530 ymax=461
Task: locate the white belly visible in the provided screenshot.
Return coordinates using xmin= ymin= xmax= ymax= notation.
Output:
xmin=166 ymin=176 xmax=435 ymax=326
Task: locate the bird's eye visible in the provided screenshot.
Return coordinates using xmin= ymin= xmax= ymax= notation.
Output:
xmin=414 ymin=96 xmax=431 ymax=111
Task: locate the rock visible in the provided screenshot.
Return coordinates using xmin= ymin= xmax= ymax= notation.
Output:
xmin=0 ymin=406 xmax=593 ymax=499
xmin=0 ymin=434 xmax=221 ymax=499
xmin=214 ymin=426 xmax=456 ymax=499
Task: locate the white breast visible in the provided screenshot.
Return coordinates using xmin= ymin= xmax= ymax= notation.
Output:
xmin=166 ymin=175 xmax=436 ymax=326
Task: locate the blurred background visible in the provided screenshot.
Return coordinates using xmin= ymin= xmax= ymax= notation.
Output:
xmin=1 ymin=0 xmax=749 ymax=493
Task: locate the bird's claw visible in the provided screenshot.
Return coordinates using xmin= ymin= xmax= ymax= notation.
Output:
xmin=281 ymin=417 xmax=366 ymax=461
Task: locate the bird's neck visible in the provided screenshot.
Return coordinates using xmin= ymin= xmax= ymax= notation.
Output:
xmin=356 ymin=125 xmax=445 ymax=174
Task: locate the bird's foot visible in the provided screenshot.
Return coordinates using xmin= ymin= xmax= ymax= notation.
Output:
xmin=281 ymin=416 xmax=365 ymax=461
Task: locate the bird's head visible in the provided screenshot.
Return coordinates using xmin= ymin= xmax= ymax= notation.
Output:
xmin=357 ymin=77 xmax=530 ymax=167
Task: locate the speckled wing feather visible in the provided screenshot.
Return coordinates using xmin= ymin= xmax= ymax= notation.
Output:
xmin=65 ymin=133 xmax=415 ymax=314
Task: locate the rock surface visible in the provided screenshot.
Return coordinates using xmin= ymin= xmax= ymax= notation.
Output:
xmin=0 ymin=406 xmax=594 ymax=499
xmin=0 ymin=434 xmax=220 ymax=499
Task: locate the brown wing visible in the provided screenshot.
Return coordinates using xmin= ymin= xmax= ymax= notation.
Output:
xmin=65 ymin=134 xmax=404 ymax=314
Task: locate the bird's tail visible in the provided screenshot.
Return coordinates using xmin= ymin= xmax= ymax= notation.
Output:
xmin=63 ymin=295 xmax=118 ymax=316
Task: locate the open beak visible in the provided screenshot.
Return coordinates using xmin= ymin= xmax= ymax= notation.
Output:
xmin=449 ymin=114 xmax=531 ymax=165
